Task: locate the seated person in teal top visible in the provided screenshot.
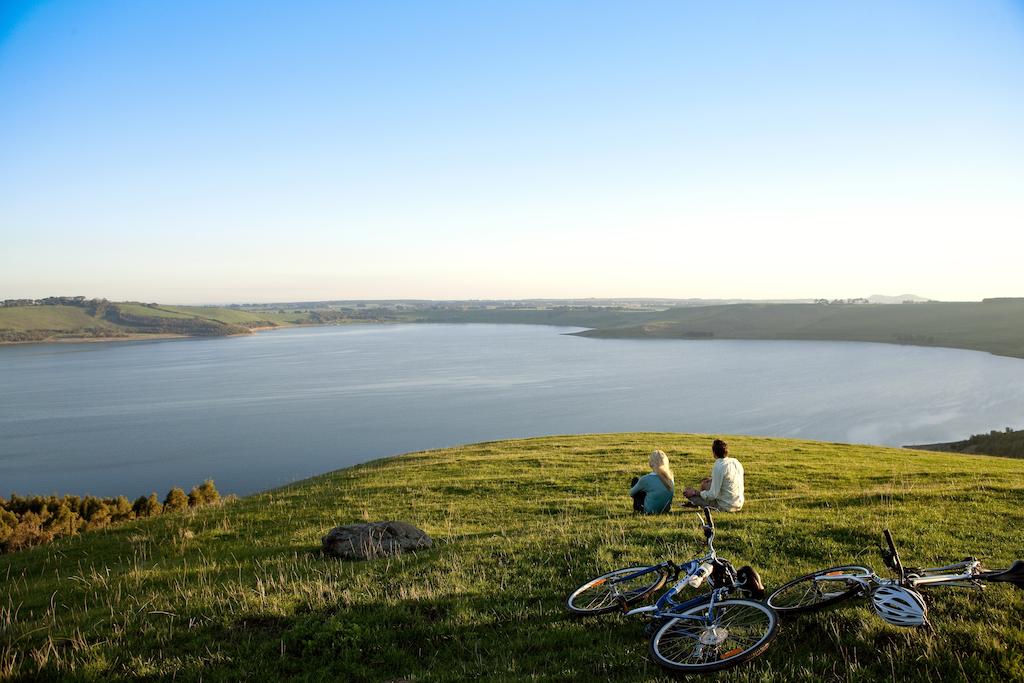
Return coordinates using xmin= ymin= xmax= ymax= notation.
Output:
xmin=629 ymin=449 xmax=675 ymax=514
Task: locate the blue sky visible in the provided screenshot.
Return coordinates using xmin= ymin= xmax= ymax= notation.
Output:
xmin=1 ymin=1 xmax=1023 ymax=302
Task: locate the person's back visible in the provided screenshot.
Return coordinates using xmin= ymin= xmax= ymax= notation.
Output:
xmin=684 ymin=439 xmax=745 ymax=512
xmin=709 ymin=456 xmax=744 ymax=512
xmin=630 ymin=472 xmax=673 ymax=514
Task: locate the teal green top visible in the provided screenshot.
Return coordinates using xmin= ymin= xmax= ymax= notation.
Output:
xmin=630 ymin=473 xmax=674 ymax=514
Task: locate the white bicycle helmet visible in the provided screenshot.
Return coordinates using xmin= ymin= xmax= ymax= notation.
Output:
xmin=870 ymin=585 xmax=928 ymax=627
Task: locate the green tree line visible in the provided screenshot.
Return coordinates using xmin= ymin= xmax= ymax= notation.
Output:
xmin=0 ymin=480 xmax=223 ymax=553
xmin=954 ymin=428 xmax=1024 ymax=458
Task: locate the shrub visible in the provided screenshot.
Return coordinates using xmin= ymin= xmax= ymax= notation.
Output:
xmin=5 ymin=511 xmax=50 ymax=552
xmin=111 ymin=496 xmax=134 ymax=523
xmin=198 ymin=480 xmax=220 ymax=505
xmin=164 ymin=488 xmax=189 ymax=512
xmin=1 ymin=480 xmax=226 ymax=553
xmin=133 ymin=493 xmax=162 ymax=518
xmin=0 ymin=508 xmax=18 ymax=547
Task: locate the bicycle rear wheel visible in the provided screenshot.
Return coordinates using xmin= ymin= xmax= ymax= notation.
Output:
xmin=767 ymin=565 xmax=871 ymax=614
xmin=566 ymin=565 xmax=667 ymax=616
xmin=649 ymin=598 xmax=778 ymax=673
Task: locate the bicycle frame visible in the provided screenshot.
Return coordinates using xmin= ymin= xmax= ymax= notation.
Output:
xmin=626 ymin=579 xmax=729 ymax=625
xmin=811 ymin=529 xmax=987 ymax=594
xmin=768 ymin=529 xmax=1024 ymax=636
xmin=607 ymin=509 xmax=731 ymax=624
xmin=811 ymin=561 xmax=984 ymax=594
xmin=569 ymin=508 xmax=780 ymax=674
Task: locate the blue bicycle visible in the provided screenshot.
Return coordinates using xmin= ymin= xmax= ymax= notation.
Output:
xmin=567 ymin=509 xmax=779 ymax=673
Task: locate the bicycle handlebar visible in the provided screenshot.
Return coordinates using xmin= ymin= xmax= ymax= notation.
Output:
xmin=700 ymin=508 xmax=715 ymax=545
xmin=882 ymin=529 xmax=904 ymax=578
xmin=883 ymin=529 xmax=896 ymax=555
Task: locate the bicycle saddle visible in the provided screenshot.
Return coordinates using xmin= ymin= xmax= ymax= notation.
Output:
xmin=736 ymin=565 xmax=766 ymax=599
xmin=981 ymin=560 xmax=1024 ymax=589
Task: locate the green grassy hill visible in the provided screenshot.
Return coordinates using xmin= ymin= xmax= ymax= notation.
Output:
xmin=114 ymin=303 xmax=198 ymax=319
xmin=412 ymin=307 xmax=663 ymax=328
xmin=157 ymin=305 xmax=306 ymax=326
xmin=574 ymin=301 xmax=1024 ymax=359
xmin=0 ymin=305 xmax=122 ymax=333
xmin=2 ymin=434 xmax=1023 ymax=681
xmin=0 ymin=302 xmax=306 ymax=343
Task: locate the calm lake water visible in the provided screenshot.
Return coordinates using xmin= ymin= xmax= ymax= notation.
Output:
xmin=2 ymin=324 xmax=1023 ymax=497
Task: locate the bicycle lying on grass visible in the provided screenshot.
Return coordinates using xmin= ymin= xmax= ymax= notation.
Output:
xmin=767 ymin=528 xmax=1024 ymax=627
xmin=567 ymin=509 xmax=778 ymax=674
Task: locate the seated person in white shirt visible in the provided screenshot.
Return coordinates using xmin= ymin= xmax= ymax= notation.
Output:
xmin=682 ymin=438 xmax=745 ymax=512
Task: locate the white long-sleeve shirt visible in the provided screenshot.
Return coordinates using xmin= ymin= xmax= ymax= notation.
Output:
xmin=700 ymin=457 xmax=745 ymax=512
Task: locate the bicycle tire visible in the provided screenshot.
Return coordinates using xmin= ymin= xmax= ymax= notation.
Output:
xmin=566 ymin=565 xmax=668 ymax=616
xmin=767 ymin=565 xmax=872 ymax=614
xmin=649 ymin=598 xmax=778 ymax=673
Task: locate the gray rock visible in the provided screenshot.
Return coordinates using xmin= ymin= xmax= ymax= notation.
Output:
xmin=321 ymin=521 xmax=432 ymax=560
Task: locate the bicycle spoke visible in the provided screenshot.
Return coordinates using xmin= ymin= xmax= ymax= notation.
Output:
xmin=653 ymin=602 xmax=775 ymax=670
xmin=568 ymin=566 xmax=666 ymax=615
xmin=768 ymin=566 xmax=871 ymax=612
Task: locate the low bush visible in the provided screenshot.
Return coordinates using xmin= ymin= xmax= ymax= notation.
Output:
xmin=0 ymin=480 xmax=223 ymax=553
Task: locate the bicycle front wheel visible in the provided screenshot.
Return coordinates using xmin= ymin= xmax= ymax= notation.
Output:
xmin=767 ymin=565 xmax=872 ymax=614
xmin=649 ymin=598 xmax=778 ymax=673
xmin=566 ymin=566 xmax=667 ymax=616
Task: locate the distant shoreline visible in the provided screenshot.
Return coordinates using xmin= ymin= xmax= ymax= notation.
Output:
xmin=4 ymin=299 xmax=1024 ymax=360
xmin=0 ymin=332 xmax=190 ymax=345
xmin=3 ymin=320 xmax=1024 ymax=362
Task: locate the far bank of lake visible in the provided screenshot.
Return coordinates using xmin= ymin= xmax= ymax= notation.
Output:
xmin=2 ymin=323 xmax=1023 ymax=498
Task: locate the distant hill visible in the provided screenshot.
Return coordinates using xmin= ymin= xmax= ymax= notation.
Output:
xmin=5 ymin=297 xmax=1024 ymax=360
xmin=573 ymin=300 xmax=1024 ymax=359
xmin=907 ymin=427 xmax=1024 ymax=459
xmin=867 ymin=293 xmax=932 ymax=304
xmin=0 ymin=299 xmax=307 ymax=343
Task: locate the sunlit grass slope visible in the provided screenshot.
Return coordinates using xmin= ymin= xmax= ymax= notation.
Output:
xmin=3 ymin=434 xmax=1023 ymax=681
xmin=0 ymin=303 xmax=302 ymax=342
xmin=157 ymin=305 xmax=303 ymax=325
xmin=116 ymin=303 xmax=294 ymax=325
xmin=575 ymin=301 xmax=1024 ymax=359
xmin=0 ymin=306 xmax=119 ymax=333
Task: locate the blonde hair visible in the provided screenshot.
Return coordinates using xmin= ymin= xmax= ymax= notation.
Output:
xmin=649 ymin=449 xmax=675 ymax=490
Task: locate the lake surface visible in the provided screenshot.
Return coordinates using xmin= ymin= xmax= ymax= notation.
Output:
xmin=2 ymin=324 xmax=1023 ymax=497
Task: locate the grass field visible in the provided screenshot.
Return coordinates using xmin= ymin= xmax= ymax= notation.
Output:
xmin=2 ymin=434 xmax=1023 ymax=681
xmin=159 ymin=306 xmax=303 ymax=325
xmin=115 ymin=303 xmax=197 ymax=319
xmin=117 ymin=304 xmax=300 ymax=325
xmin=411 ymin=307 xmax=661 ymax=328
xmin=575 ymin=302 xmax=1024 ymax=359
xmin=0 ymin=306 xmax=119 ymax=333
xmin=0 ymin=303 xmax=303 ymax=343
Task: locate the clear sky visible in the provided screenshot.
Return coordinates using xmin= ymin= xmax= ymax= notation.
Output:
xmin=1 ymin=1 xmax=1023 ymax=303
